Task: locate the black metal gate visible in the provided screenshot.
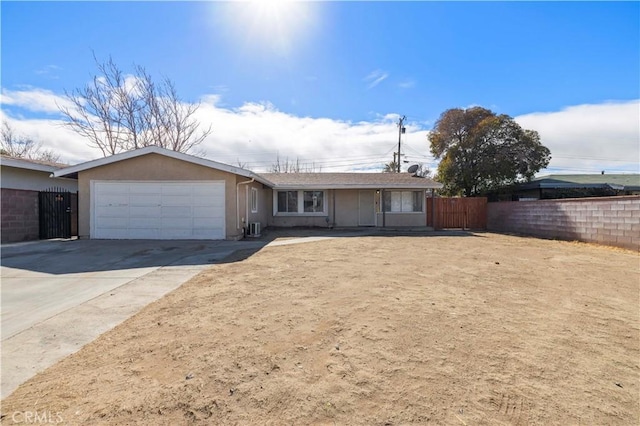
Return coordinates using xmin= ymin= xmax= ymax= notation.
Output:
xmin=39 ymin=188 xmax=75 ymax=239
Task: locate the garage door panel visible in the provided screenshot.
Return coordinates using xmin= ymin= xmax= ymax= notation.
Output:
xmin=161 ymin=206 xmax=192 ymax=217
xmin=97 ymin=185 xmax=129 ymax=195
xmin=95 ymin=217 xmax=128 ymax=228
xmin=162 ymin=217 xmax=192 ymax=228
xmin=160 ymin=228 xmax=193 ymax=239
xmin=193 ymin=196 xmax=224 ymax=207
xmin=192 ymin=184 xmax=222 ymax=197
xmin=129 ymin=218 xmax=162 ymax=229
xmin=93 ymin=181 xmax=226 ymax=240
xmin=129 ymin=194 xmax=161 ymax=206
xmin=129 ymin=183 xmax=161 ymax=195
xmin=162 ymin=196 xmax=193 ymax=207
xmin=95 ymin=228 xmax=130 ymax=239
xmin=128 ymin=228 xmax=161 ymax=239
xmin=193 ymin=217 xmax=220 ymax=228
xmin=161 ymin=185 xmax=195 ymax=196
xmin=96 ymin=195 xmax=128 ymax=206
xmin=193 ymin=206 xmax=223 ymax=217
xmin=129 ymin=206 xmax=161 ymax=218
xmin=97 ymin=206 xmax=129 ymax=217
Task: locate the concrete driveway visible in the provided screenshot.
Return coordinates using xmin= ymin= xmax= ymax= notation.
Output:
xmin=1 ymin=238 xmax=266 ymax=399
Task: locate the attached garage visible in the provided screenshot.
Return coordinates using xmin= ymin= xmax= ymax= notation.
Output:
xmin=52 ymin=146 xmax=270 ymax=241
xmin=92 ymin=181 xmax=225 ymax=240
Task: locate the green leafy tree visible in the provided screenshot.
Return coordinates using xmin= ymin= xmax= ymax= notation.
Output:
xmin=429 ymin=107 xmax=551 ymax=196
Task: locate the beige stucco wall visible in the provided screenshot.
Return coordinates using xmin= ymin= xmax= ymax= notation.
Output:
xmin=237 ymin=181 xmax=270 ymax=234
xmin=376 ymin=212 xmax=427 ymax=227
xmin=77 ymin=153 xmax=252 ymax=240
xmin=263 ymin=188 xmax=427 ymax=229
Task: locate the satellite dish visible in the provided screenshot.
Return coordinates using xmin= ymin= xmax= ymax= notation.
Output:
xmin=407 ymin=164 xmax=419 ymax=174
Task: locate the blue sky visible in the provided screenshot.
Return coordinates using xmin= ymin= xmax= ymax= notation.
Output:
xmin=1 ymin=1 xmax=639 ymax=174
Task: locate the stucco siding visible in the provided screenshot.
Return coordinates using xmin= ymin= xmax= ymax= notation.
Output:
xmin=236 ymin=180 xmax=270 ymax=234
xmin=376 ymin=212 xmax=427 ymax=227
xmin=1 ymin=167 xmax=78 ymax=192
xmin=77 ymin=153 xmax=248 ymax=239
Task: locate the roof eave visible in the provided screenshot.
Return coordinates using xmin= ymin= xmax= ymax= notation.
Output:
xmin=1 ymin=158 xmax=61 ymax=173
xmin=52 ymin=146 xmax=268 ymax=183
xmin=271 ymin=183 xmax=443 ymax=190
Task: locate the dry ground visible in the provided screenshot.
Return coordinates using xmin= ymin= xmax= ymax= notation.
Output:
xmin=2 ymin=233 xmax=639 ymax=425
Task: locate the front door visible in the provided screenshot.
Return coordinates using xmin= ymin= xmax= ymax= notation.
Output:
xmin=358 ymin=190 xmax=375 ymax=226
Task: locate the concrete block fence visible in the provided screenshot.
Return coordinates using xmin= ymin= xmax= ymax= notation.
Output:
xmin=1 ymin=188 xmax=40 ymax=243
xmin=487 ymin=196 xmax=640 ymax=251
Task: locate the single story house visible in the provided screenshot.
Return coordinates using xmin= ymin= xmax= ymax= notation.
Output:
xmin=487 ymin=174 xmax=640 ymax=201
xmin=1 ymin=156 xmax=78 ymax=243
xmin=52 ymin=146 xmax=443 ymax=240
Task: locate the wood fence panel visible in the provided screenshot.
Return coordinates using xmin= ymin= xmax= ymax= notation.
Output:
xmin=432 ymin=197 xmax=487 ymax=230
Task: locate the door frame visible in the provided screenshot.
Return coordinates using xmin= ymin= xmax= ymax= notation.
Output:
xmin=358 ymin=190 xmax=376 ymax=226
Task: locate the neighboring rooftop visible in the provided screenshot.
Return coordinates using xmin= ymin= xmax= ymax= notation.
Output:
xmin=0 ymin=155 xmax=69 ymax=172
xmin=518 ymin=174 xmax=640 ymax=191
xmin=258 ymin=172 xmax=443 ymax=189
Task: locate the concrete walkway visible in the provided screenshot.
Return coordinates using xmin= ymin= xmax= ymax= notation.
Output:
xmin=1 ymin=239 xmax=265 ymax=399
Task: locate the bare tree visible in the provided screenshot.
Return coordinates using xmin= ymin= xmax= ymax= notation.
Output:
xmin=1 ymin=122 xmax=61 ymax=163
xmin=58 ymin=55 xmax=211 ymax=156
xmin=270 ymin=155 xmax=321 ymax=173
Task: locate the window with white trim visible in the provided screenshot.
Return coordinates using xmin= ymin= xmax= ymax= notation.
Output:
xmin=303 ymin=190 xmax=324 ymax=212
xmin=275 ymin=190 xmax=327 ymax=215
xmin=250 ymin=188 xmax=258 ymax=213
xmin=383 ymin=190 xmax=423 ymax=212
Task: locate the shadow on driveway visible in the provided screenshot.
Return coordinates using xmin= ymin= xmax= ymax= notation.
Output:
xmin=0 ymin=239 xmax=269 ymax=275
xmin=1 ymin=228 xmax=481 ymax=275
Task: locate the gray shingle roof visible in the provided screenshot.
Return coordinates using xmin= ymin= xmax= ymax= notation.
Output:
xmin=518 ymin=174 xmax=640 ymax=191
xmin=258 ymin=172 xmax=443 ymax=189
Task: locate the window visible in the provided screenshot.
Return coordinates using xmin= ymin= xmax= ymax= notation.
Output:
xmin=250 ymin=188 xmax=258 ymax=213
xmin=277 ymin=191 xmax=298 ymax=213
xmin=383 ymin=191 xmax=423 ymax=212
xmin=304 ymin=191 xmax=324 ymax=212
xmin=275 ymin=190 xmax=327 ymax=215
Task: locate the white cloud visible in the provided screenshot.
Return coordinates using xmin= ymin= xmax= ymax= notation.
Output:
xmin=515 ymin=100 xmax=640 ymax=174
xmin=398 ymin=79 xmax=416 ymax=89
xmin=34 ymin=64 xmax=62 ymax=79
xmin=363 ymin=69 xmax=389 ymax=89
xmin=1 ymin=87 xmax=74 ymax=114
xmin=1 ymin=86 xmax=638 ymax=176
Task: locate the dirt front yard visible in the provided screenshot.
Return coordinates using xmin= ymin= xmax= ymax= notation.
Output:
xmin=2 ymin=233 xmax=639 ymax=425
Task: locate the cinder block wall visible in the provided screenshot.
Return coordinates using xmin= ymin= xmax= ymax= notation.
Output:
xmin=1 ymin=188 xmax=39 ymax=243
xmin=487 ymin=196 xmax=640 ymax=251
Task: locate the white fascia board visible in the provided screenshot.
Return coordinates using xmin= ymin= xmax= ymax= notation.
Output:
xmin=272 ymin=183 xmax=444 ymax=190
xmin=1 ymin=157 xmax=60 ymax=173
xmin=52 ymin=146 xmax=272 ymax=185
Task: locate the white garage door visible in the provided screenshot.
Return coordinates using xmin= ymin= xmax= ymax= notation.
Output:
xmin=92 ymin=181 xmax=225 ymax=240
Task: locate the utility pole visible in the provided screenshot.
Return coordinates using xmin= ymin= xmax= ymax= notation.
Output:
xmin=396 ymin=115 xmax=406 ymax=173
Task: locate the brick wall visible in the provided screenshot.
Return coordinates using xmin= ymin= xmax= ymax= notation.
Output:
xmin=487 ymin=196 xmax=640 ymax=251
xmin=1 ymin=188 xmax=39 ymax=243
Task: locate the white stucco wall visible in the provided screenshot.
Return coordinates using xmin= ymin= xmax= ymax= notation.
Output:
xmin=1 ymin=166 xmax=78 ymax=192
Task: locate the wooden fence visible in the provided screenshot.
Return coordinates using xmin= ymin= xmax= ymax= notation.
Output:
xmin=427 ymin=197 xmax=487 ymax=230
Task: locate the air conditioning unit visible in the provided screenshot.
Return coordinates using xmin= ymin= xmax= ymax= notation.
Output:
xmin=248 ymin=222 xmax=261 ymax=237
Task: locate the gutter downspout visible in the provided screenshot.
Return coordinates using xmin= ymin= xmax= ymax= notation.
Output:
xmin=332 ymin=190 xmax=336 ymax=228
xmin=381 ymin=188 xmax=385 ymax=228
xmin=236 ymin=178 xmax=255 ymax=237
